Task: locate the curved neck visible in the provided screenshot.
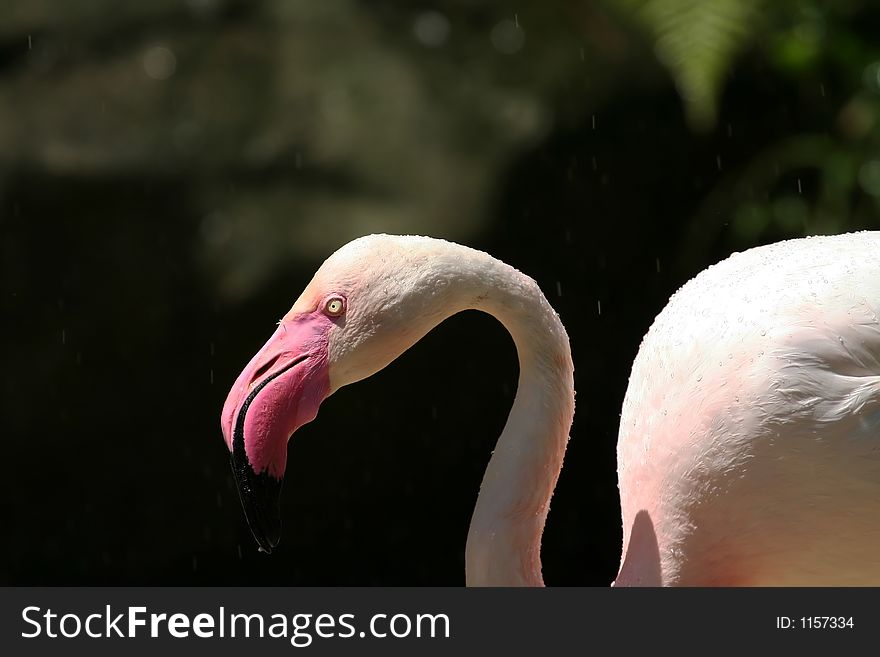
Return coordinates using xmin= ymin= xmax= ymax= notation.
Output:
xmin=418 ymin=246 xmax=575 ymax=586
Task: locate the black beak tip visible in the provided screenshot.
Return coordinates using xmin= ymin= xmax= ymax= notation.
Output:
xmin=229 ymin=453 xmax=285 ymax=554
xmin=252 ymin=512 xmax=282 ymax=554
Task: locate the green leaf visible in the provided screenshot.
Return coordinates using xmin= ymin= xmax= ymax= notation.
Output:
xmin=619 ymin=0 xmax=765 ymax=130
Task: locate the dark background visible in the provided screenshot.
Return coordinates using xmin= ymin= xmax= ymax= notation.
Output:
xmin=2 ymin=0 xmax=878 ymax=585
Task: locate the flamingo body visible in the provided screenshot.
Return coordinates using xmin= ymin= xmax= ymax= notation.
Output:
xmin=616 ymin=232 xmax=880 ymax=585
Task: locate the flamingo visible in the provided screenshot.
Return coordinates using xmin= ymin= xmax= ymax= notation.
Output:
xmin=220 ymin=232 xmax=880 ymax=586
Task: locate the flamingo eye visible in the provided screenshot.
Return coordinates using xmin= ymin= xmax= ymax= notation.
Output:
xmin=324 ymin=297 xmax=345 ymax=316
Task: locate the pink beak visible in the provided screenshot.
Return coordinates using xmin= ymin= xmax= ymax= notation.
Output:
xmin=221 ymin=313 xmax=332 ymax=553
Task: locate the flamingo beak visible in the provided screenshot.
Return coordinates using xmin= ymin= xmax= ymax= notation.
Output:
xmin=221 ymin=316 xmax=331 ymax=553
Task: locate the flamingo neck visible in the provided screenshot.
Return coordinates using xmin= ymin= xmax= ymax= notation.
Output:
xmin=455 ymin=253 xmax=575 ymax=586
xmin=325 ymin=237 xmax=575 ymax=586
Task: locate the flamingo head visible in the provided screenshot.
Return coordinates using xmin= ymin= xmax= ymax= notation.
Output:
xmin=220 ymin=235 xmax=451 ymax=552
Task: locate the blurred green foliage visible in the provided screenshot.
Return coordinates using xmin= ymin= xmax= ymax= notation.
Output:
xmin=681 ymin=0 xmax=880 ymax=249
xmin=613 ymin=0 xmax=765 ymax=130
xmin=1 ymin=0 xmax=877 ymax=299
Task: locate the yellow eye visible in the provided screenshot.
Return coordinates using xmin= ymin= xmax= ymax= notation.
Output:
xmin=325 ymin=297 xmax=345 ymax=316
